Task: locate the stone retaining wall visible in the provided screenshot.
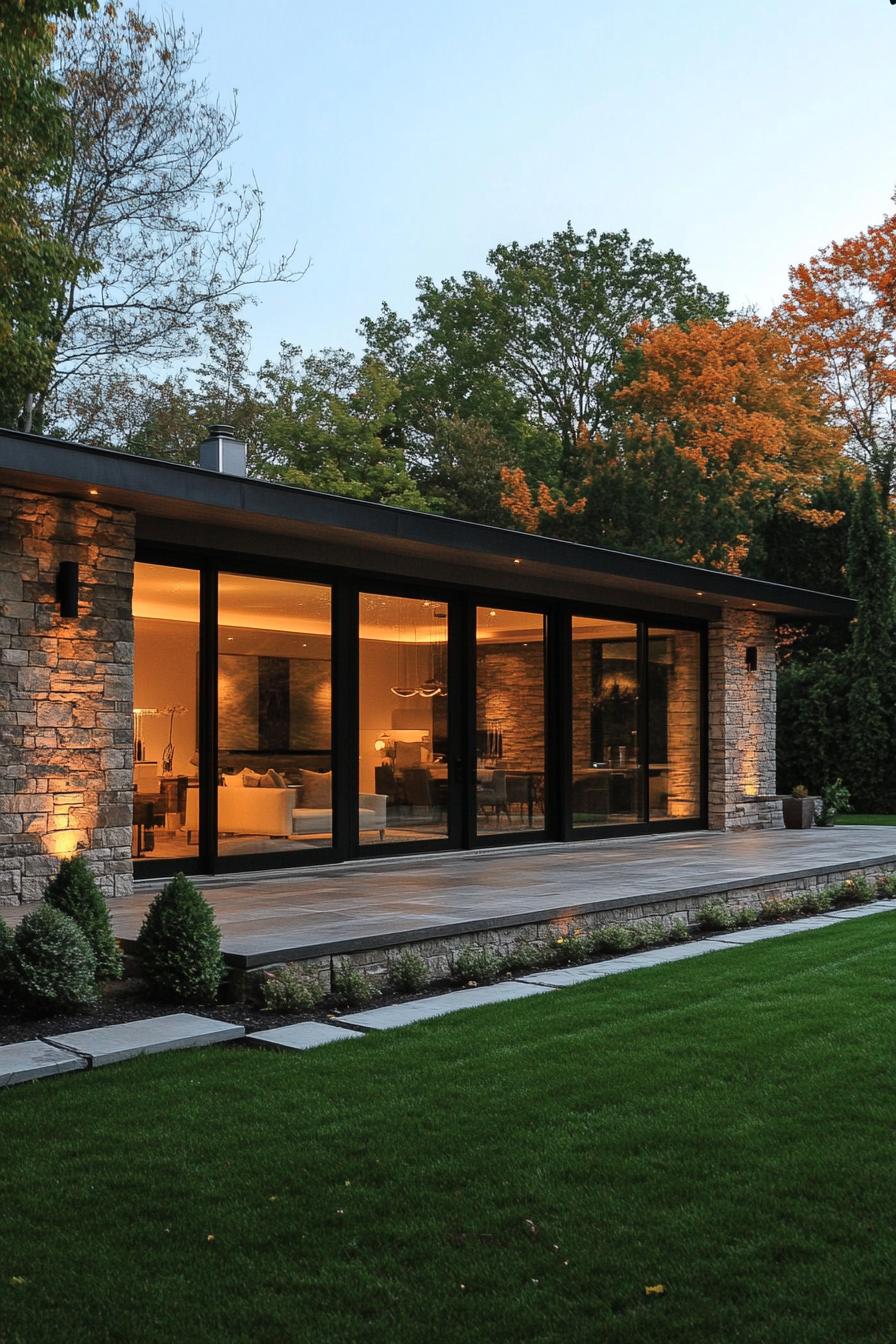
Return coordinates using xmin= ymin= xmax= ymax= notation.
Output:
xmin=241 ymin=857 xmax=896 ymax=996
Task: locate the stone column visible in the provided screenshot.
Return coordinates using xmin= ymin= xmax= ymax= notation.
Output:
xmin=707 ymin=607 xmax=777 ymax=830
xmin=0 ymin=487 xmax=136 ymax=904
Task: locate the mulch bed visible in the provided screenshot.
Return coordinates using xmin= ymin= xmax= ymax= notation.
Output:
xmin=0 ymin=899 xmax=884 ymax=1047
xmin=0 ymin=978 xmax=443 ymax=1046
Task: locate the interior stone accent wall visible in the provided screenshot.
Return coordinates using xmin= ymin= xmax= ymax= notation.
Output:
xmin=476 ymin=641 xmax=545 ymax=771
xmin=0 ymin=487 xmax=135 ymax=904
xmin=707 ymin=608 xmax=777 ymax=830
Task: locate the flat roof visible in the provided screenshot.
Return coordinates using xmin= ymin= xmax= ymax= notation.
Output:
xmin=0 ymin=428 xmax=855 ymax=621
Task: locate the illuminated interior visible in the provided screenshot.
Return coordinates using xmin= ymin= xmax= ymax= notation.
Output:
xmin=131 ymin=562 xmax=705 ymax=869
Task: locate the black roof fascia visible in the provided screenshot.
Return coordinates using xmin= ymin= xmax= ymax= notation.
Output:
xmin=0 ymin=428 xmax=856 ymax=620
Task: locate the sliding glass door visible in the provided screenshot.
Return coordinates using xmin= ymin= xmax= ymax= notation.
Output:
xmin=132 ymin=552 xmax=706 ymax=874
xmin=475 ymin=606 xmax=546 ymax=837
xmin=571 ymin=617 xmax=641 ymax=827
xmin=217 ymin=574 xmax=333 ymax=859
xmin=359 ymin=592 xmax=452 ymax=847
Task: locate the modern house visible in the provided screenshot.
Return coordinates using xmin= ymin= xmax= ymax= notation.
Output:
xmin=0 ymin=426 xmax=854 ymax=904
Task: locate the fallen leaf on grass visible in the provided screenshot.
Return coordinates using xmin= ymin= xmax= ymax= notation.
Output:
xmin=644 ymin=1284 xmax=666 ymax=1296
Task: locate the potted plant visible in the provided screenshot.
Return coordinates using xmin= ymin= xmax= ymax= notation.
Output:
xmin=815 ymin=778 xmax=852 ymax=828
xmin=782 ymin=784 xmax=815 ymax=829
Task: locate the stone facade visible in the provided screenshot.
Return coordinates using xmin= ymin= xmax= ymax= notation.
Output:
xmin=707 ymin=607 xmax=778 ymax=830
xmin=0 ymin=487 xmax=136 ymax=904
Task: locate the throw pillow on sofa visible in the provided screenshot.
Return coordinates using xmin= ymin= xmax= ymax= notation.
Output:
xmin=299 ymin=769 xmax=332 ymax=807
xmin=259 ymin=769 xmax=288 ymax=789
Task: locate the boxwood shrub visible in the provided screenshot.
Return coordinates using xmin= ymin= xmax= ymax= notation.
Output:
xmin=11 ymin=905 xmax=97 ymax=1010
xmin=136 ymin=873 xmax=224 ymax=1004
xmin=44 ymin=854 xmax=123 ymax=980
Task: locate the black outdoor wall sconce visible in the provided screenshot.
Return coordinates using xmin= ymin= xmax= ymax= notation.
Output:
xmin=745 ymin=645 xmax=758 ymax=672
xmin=56 ymin=561 xmax=79 ymax=617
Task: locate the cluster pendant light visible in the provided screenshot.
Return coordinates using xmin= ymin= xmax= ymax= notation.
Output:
xmin=390 ymin=603 xmax=448 ymax=698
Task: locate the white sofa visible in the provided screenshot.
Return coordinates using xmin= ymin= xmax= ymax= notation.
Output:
xmin=185 ymin=787 xmax=387 ymax=840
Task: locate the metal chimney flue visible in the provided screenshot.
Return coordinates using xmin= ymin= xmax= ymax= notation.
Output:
xmin=199 ymin=423 xmax=247 ymax=477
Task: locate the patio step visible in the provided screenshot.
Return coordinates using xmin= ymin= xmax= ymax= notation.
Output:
xmin=246 ymin=1021 xmax=363 ymax=1051
xmin=43 ymin=1014 xmax=245 ymax=1067
xmin=339 ymin=979 xmax=555 ymax=1031
xmin=0 ymin=1039 xmax=88 ymax=1087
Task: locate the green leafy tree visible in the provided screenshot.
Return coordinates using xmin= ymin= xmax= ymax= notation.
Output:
xmin=44 ymin=853 xmax=123 ymax=979
xmin=263 ymin=348 xmax=429 ymax=509
xmin=0 ymin=1 xmax=92 ymax=428
xmin=845 ymin=473 xmax=896 ymax=810
xmin=362 ymin=223 xmax=729 ymax=519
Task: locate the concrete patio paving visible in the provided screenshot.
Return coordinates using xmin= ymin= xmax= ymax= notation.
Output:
xmin=91 ymin=825 xmax=896 ymax=968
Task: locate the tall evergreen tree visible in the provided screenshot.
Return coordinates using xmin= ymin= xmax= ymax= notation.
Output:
xmin=846 ymin=473 xmax=896 ymax=810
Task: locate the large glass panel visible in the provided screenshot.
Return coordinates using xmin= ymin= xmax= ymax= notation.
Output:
xmin=571 ymin=617 xmax=641 ymax=827
xmin=218 ymin=574 xmax=332 ymax=856
xmin=648 ymin=628 xmax=702 ymax=820
xmin=475 ymin=607 xmax=546 ymax=835
xmin=359 ymin=594 xmax=450 ymax=845
xmin=132 ymin=562 xmax=200 ymax=861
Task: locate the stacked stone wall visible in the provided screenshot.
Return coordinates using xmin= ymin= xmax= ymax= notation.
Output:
xmin=707 ymin=608 xmax=777 ymax=830
xmin=0 ymin=487 xmax=135 ymax=903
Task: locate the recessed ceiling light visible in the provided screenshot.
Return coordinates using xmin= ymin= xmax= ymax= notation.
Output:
xmin=696 ymin=591 xmax=704 ymax=597
xmin=88 ymin=488 xmax=98 ymax=496
xmin=513 ymin=558 xmax=521 ymax=565
xmin=489 ymin=610 xmax=496 ymax=617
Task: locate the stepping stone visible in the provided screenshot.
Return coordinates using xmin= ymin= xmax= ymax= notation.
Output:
xmin=621 ymin=939 xmax=736 ymax=965
xmin=825 ymin=902 xmax=895 ymax=920
xmin=714 ymin=916 xmax=837 ymax=945
xmin=520 ymin=959 xmax=644 ymax=987
xmin=246 ymin=1021 xmax=362 ymax=1051
xmin=0 ymin=1039 xmax=87 ymax=1087
xmin=340 ymin=979 xmax=554 ymax=1031
xmin=44 ymin=1014 xmax=244 ymax=1067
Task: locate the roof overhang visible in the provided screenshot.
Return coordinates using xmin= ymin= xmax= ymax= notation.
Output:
xmin=0 ymin=430 xmax=856 ymax=622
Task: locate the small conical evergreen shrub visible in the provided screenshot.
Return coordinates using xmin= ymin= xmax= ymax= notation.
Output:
xmin=12 ymin=906 xmax=97 ymax=1010
xmin=44 ymin=854 xmax=123 ymax=979
xmin=136 ymin=873 xmax=224 ymax=1004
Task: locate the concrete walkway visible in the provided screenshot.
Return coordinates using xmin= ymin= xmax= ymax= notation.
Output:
xmin=92 ymin=825 xmax=896 ymax=967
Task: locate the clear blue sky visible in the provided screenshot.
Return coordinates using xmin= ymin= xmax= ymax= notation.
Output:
xmin=178 ymin=0 xmax=896 ymax=365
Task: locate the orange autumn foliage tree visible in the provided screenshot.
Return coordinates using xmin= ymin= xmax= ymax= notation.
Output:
xmin=502 ymin=318 xmax=846 ymax=573
xmin=775 ymin=207 xmax=896 ymax=506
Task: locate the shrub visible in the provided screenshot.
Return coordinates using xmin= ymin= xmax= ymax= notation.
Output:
xmin=44 ymin=854 xmax=123 ymax=979
xmin=136 ymin=873 xmax=224 ymax=1004
xmin=635 ymin=918 xmax=668 ymax=947
xmin=385 ymin=950 xmax=429 ymax=994
xmin=800 ymin=888 xmax=833 ymax=915
xmin=549 ymin=929 xmax=591 ymax=966
xmin=11 ymin=906 xmax=97 ymax=1010
xmin=499 ymin=941 xmax=541 ymax=975
xmin=696 ymin=900 xmax=737 ymax=932
xmin=733 ymin=907 xmax=759 ymax=929
xmin=875 ymin=873 xmax=896 ymax=899
xmin=332 ymin=961 xmax=378 ymax=1009
xmin=259 ymin=965 xmax=325 ymax=1013
xmin=816 ymin=778 xmax=851 ymax=827
xmin=452 ymin=945 xmax=501 ymax=985
xmin=759 ymin=895 xmax=803 ymax=922
xmin=589 ymin=924 xmax=637 ymax=956
xmin=668 ymin=918 xmax=691 ymax=943
xmin=829 ymin=876 xmax=875 ymax=906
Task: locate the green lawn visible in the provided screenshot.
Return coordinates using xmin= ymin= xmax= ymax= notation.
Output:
xmin=1 ymin=917 xmax=894 ymax=1344
xmin=838 ymin=814 xmax=896 ymax=826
